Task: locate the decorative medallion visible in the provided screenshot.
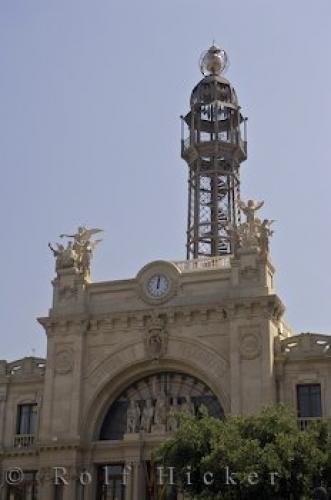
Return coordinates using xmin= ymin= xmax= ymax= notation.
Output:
xmin=55 ymin=349 xmax=74 ymax=374
xmin=240 ymin=332 xmax=261 ymax=360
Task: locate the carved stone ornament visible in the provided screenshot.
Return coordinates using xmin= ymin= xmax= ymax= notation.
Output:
xmin=240 ymin=332 xmax=261 ymax=360
xmin=49 ymin=226 xmax=103 ymax=278
xmin=55 ymin=349 xmax=74 ymax=374
xmin=144 ymin=314 xmax=168 ymax=361
xmin=227 ymin=199 xmax=274 ymax=256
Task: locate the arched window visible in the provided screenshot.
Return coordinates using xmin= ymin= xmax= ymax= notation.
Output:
xmin=100 ymin=371 xmax=223 ymax=441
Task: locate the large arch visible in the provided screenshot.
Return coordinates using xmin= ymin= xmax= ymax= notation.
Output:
xmin=82 ymin=343 xmax=230 ymax=442
xmin=99 ymin=370 xmax=223 ymax=440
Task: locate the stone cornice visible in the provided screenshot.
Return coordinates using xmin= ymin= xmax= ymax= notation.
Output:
xmin=1 ymin=447 xmax=40 ymax=458
xmin=38 ymin=316 xmax=89 ymax=337
xmin=37 ymin=294 xmax=284 ymax=335
xmin=1 ymin=440 xmax=83 ymax=458
xmin=38 ymin=439 xmax=82 ymax=452
xmin=0 ymin=375 xmax=45 ymax=385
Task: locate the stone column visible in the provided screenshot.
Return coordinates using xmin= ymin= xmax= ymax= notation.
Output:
xmin=69 ymin=320 xmax=87 ymax=438
xmin=63 ymin=478 xmax=76 ymax=500
xmin=229 ymin=317 xmax=241 ymax=414
xmin=132 ymin=462 xmax=143 ymax=499
xmin=37 ymin=330 xmax=56 ymax=441
xmin=38 ymin=481 xmax=54 ymax=499
xmin=124 ymin=462 xmax=133 ymax=500
xmin=37 ymin=468 xmax=54 ymax=500
xmin=0 ymin=484 xmax=8 ymax=500
xmin=80 ymin=467 xmax=95 ymax=500
xmin=0 ymin=386 xmax=7 ymax=447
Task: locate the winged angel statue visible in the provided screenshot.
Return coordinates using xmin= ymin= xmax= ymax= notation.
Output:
xmin=49 ymin=226 xmax=103 ymax=276
xmin=227 ymin=200 xmax=274 ymax=255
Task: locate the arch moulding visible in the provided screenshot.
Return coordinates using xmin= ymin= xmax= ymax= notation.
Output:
xmin=82 ymin=336 xmax=230 ymax=441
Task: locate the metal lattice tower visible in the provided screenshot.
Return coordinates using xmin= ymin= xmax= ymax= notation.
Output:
xmin=181 ymin=45 xmax=247 ymax=259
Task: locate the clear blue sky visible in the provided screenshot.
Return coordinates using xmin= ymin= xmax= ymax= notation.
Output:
xmin=1 ymin=0 xmax=330 ymax=361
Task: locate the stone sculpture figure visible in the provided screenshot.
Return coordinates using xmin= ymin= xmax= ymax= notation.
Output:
xmin=239 ymin=200 xmax=263 ymax=246
xmin=140 ymin=399 xmax=154 ymax=433
xmin=238 ymin=199 xmax=264 ymax=227
xmin=227 ymin=199 xmax=274 ymax=256
xmin=59 ymin=226 xmax=102 ymax=248
xmin=167 ymin=398 xmax=179 ymax=432
xmin=48 ymin=242 xmax=65 ymax=270
xmin=226 ymin=225 xmax=242 ymax=252
xmin=181 ymin=395 xmax=195 ymax=416
xmin=126 ymin=400 xmax=140 ymax=433
xmin=49 ymin=225 xmax=103 ymax=276
xmin=258 ymin=219 xmax=274 ymax=255
xmin=79 ymin=239 xmax=102 ymax=276
xmin=48 ymin=241 xmax=77 ymax=270
xmin=60 ymin=226 xmax=102 ymax=275
xmin=154 ymin=391 xmax=168 ymax=426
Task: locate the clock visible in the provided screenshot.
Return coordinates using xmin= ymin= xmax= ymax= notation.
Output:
xmin=137 ymin=261 xmax=179 ymax=304
xmin=146 ymin=273 xmax=170 ymax=298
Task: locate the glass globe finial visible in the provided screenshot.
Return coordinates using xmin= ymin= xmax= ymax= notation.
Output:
xmin=199 ymin=44 xmax=229 ymax=76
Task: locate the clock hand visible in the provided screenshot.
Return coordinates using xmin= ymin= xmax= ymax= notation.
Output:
xmin=157 ymin=276 xmax=160 ymax=289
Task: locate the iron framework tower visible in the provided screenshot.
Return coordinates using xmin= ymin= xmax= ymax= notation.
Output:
xmin=181 ymin=45 xmax=247 ymax=259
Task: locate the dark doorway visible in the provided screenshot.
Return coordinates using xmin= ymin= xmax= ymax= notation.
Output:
xmin=96 ymin=465 xmax=125 ymax=500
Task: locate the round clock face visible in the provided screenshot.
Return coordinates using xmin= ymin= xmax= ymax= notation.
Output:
xmin=146 ymin=274 xmax=170 ymax=298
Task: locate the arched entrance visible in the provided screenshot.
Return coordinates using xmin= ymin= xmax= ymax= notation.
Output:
xmin=97 ymin=371 xmax=223 ymax=499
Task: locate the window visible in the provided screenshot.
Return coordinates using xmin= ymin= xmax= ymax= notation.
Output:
xmin=17 ymin=403 xmax=37 ymax=435
xmin=297 ymin=384 xmax=322 ymax=418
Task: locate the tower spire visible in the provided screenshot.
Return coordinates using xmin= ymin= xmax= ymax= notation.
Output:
xmin=181 ymin=44 xmax=247 ymax=259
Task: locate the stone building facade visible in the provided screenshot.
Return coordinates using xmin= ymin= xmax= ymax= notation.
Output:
xmin=0 ymin=46 xmax=330 ymax=500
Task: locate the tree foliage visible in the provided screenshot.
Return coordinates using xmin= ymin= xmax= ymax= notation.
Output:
xmin=157 ymin=405 xmax=331 ymax=499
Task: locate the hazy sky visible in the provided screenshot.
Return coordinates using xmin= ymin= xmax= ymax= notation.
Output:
xmin=1 ymin=0 xmax=330 ymax=361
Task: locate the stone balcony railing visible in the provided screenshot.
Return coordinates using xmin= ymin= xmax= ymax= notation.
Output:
xmin=0 ymin=357 xmax=46 ymax=378
xmin=174 ymin=256 xmax=231 ymax=273
xmin=13 ymin=434 xmax=35 ymax=448
xmin=280 ymin=333 xmax=331 ymax=359
xmin=297 ymin=417 xmax=322 ymax=431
